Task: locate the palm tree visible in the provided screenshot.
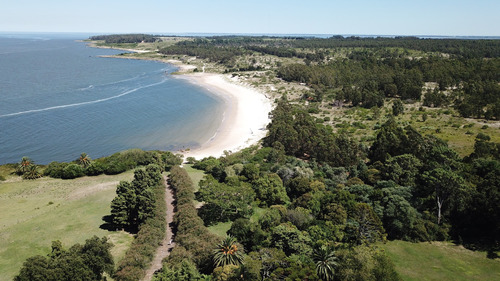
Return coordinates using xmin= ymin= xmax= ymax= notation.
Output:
xmin=313 ymin=246 xmax=338 ymax=281
xmin=22 ymin=164 xmax=41 ymax=180
xmin=78 ymin=153 xmax=92 ymax=168
xmin=17 ymin=156 xmax=33 ymax=175
xmin=213 ymin=236 xmax=244 ymax=268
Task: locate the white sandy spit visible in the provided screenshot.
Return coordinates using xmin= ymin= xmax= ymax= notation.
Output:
xmin=175 ymin=73 xmax=273 ymax=160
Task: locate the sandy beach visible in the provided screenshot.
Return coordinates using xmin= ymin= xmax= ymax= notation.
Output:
xmin=90 ymin=43 xmax=274 ymax=160
xmin=175 ymin=72 xmax=273 ymax=160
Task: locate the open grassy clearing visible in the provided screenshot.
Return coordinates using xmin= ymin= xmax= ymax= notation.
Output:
xmin=183 ymin=164 xmax=205 ymax=192
xmin=0 ymin=171 xmax=135 ymax=281
xmin=380 ymin=240 xmax=500 ymax=281
xmin=207 ymin=221 xmax=232 ymax=238
xmin=183 ymin=164 xmax=206 ymax=210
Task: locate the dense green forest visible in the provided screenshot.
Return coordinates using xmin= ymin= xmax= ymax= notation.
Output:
xmin=151 ymin=101 xmax=499 ymax=280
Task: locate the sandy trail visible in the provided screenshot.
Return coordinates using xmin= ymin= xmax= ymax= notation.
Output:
xmin=142 ymin=175 xmax=175 ymax=281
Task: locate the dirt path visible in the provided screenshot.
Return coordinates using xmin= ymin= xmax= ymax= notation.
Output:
xmin=142 ymin=175 xmax=175 ymax=281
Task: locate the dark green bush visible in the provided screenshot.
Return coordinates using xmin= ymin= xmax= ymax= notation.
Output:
xmin=84 ymin=161 xmax=105 ymax=176
xmin=43 ymin=161 xmax=68 ymax=178
xmin=61 ymin=164 xmax=85 ymax=179
xmin=104 ymin=161 xmax=127 ymax=175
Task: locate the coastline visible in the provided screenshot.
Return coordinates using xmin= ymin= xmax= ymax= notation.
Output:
xmin=91 ymin=43 xmax=273 ymax=160
xmin=175 ymin=73 xmax=272 ymax=160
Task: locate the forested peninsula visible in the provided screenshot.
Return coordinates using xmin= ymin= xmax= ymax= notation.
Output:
xmin=3 ymin=34 xmax=500 ymax=281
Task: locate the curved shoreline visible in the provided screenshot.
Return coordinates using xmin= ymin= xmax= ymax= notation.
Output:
xmin=175 ymin=73 xmax=272 ymax=160
xmin=89 ymin=43 xmax=274 ymax=160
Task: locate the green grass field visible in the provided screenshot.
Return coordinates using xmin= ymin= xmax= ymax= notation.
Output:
xmin=380 ymin=240 xmax=500 ymax=281
xmin=0 ymin=171 xmax=135 ymax=281
xmin=207 ymin=221 xmax=232 ymax=238
xmin=183 ymin=164 xmax=205 ymax=192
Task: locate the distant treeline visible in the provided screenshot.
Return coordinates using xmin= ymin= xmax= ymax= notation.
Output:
xmin=289 ymin=36 xmax=500 ymax=59
xmin=159 ymin=39 xmax=245 ymax=64
xmin=245 ymin=45 xmax=327 ymax=61
xmin=160 ymin=35 xmax=500 ymax=58
xmin=90 ymin=34 xmax=160 ymax=44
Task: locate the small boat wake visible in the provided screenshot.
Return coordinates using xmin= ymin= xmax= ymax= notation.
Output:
xmin=0 ymin=79 xmax=167 ymax=118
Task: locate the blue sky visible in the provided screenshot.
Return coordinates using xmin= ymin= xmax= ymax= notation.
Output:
xmin=1 ymin=0 xmax=498 ymax=36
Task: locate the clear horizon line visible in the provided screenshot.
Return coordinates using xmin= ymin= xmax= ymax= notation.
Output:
xmin=1 ymin=30 xmax=499 ymax=39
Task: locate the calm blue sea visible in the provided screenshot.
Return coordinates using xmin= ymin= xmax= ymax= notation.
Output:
xmin=0 ymin=33 xmax=224 ymax=164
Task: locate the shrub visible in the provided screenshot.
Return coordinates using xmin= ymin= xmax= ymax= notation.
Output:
xmin=162 ymin=151 xmax=183 ymax=171
xmin=186 ymin=157 xmax=197 ymax=164
xmin=44 ymin=161 xmax=68 ymax=178
xmin=84 ymin=161 xmax=105 ymax=176
xmin=61 ymin=164 xmax=85 ymax=179
xmin=104 ymin=161 xmax=127 ymax=175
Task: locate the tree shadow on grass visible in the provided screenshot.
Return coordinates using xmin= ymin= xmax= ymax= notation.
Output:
xmin=99 ymin=215 xmax=137 ymax=233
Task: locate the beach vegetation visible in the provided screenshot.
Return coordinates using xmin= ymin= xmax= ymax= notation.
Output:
xmin=22 ymin=164 xmax=42 ymax=180
xmin=162 ymin=98 xmax=499 ymax=278
xmin=41 ymin=149 xmax=182 ymax=180
xmin=78 ymin=152 xmax=92 ymax=168
xmin=17 ymin=156 xmax=33 ymax=175
xmin=13 ymin=157 xmax=42 ymax=180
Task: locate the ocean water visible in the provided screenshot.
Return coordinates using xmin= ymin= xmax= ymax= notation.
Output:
xmin=0 ymin=34 xmax=224 ymax=164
